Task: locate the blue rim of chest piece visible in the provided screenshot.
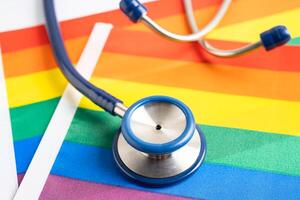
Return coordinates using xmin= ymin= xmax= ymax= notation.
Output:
xmin=121 ymin=96 xmax=195 ymax=155
xmin=113 ymin=125 xmax=206 ymax=185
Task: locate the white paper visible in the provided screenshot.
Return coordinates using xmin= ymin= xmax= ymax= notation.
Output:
xmin=13 ymin=23 xmax=112 ymax=200
xmin=0 ymin=47 xmax=18 ymax=199
xmin=0 ymin=0 xmax=156 ymax=32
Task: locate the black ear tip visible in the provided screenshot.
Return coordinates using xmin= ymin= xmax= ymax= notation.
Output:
xmin=260 ymin=25 xmax=291 ymax=51
xmin=120 ymin=0 xmax=147 ymax=23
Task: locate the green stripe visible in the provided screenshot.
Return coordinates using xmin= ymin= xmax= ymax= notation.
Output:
xmin=288 ymin=37 xmax=300 ymax=45
xmin=66 ymin=107 xmax=121 ymax=148
xmin=11 ymin=98 xmax=300 ymax=177
xmin=11 ymin=98 xmax=60 ymax=140
xmin=10 ymin=98 xmax=121 ymax=147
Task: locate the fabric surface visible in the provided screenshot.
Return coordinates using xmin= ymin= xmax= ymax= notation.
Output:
xmin=1 ymin=0 xmax=300 ymax=199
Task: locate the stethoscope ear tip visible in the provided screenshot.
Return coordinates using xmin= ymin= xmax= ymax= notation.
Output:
xmin=120 ymin=0 xmax=147 ymax=23
xmin=260 ymin=25 xmax=291 ymax=51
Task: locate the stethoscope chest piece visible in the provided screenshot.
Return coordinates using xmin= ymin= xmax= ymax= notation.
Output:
xmin=113 ymin=96 xmax=206 ymax=185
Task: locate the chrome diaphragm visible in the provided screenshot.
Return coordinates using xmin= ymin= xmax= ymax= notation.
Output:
xmin=113 ymin=96 xmax=206 ymax=185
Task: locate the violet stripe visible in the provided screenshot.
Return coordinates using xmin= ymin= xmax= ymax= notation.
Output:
xmin=18 ymin=174 xmax=192 ymax=200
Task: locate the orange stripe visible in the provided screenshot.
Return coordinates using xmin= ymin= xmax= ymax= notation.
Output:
xmin=214 ymin=0 xmax=300 ymax=27
xmin=92 ymin=53 xmax=300 ymax=102
xmin=4 ymin=39 xmax=300 ymax=102
xmin=1 ymin=0 xmax=298 ymax=53
xmin=3 ymin=37 xmax=87 ymax=77
xmin=3 ymin=29 xmax=300 ymax=78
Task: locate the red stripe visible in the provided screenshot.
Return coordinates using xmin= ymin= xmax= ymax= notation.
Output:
xmin=104 ymin=29 xmax=300 ymax=72
xmin=0 ymin=0 xmax=220 ymax=53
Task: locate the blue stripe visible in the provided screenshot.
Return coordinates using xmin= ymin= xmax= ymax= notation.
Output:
xmin=15 ymin=136 xmax=300 ymax=200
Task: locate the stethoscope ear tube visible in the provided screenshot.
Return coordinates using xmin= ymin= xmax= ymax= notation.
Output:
xmin=43 ymin=0 xmax=123 ymax=115
xmin=120 ymin=0 xmax=291 ymax=57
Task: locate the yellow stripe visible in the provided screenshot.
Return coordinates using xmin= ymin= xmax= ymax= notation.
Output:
xmin=206 ymin=8 xmax=300 ymax=42
xmin=6 ymin=68 xmax=300 ymax=136
xmin=6 ymin=69 xmax=67 ymax=107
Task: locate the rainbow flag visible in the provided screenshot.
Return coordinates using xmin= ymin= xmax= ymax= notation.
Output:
xmin=1 ymin=0 xmax=300 ymax=199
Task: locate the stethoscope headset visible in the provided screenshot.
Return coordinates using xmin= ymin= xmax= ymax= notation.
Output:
xmin=44 ymin=0 xmax=291 ymax=186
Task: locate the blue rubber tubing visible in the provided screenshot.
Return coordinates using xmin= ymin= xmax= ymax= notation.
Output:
xmin=43 ymin=0 xmax=122 ymax=114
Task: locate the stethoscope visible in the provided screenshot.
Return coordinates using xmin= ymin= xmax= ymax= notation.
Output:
xmin=43 ymin=0 xmax=291 ymax=186
xmin=120 ymin=0 xmax=291 ymax=56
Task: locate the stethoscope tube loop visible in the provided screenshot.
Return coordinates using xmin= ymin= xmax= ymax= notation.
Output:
xmin=183 ymin=0 xmax=263 ymax=57
xmin=120 ymin=0 xmax=227 ymax=42
xmin=120 ymin=0 xmax=291 ymax=57
xmin=43 ymin=0 xmax=123 ymax=115
xmin=184 ymin=0 xmax=291 ymax=56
